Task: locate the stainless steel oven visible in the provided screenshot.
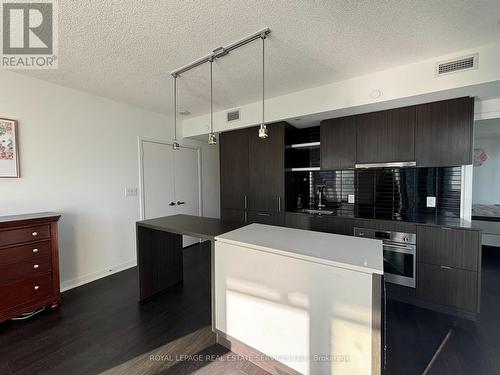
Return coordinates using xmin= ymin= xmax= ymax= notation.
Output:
xmin=354 ymin=228 xmax=416 ymax=288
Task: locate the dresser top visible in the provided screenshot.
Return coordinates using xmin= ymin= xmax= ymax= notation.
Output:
xmin=0 ymin=212 xmax=61 ymax=224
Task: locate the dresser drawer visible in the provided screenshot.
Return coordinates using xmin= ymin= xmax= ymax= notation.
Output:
xmin=0 ymin=273 xmax=52 ymax=310
xmin=0 ymin=241 xmax=51 ymax=265
xmin=0 ymin=256 xmax=52 ymax=283
xmin=0 ymin=225 xmax=50 ymax=247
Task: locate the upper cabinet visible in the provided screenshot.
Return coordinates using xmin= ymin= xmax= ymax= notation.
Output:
xmin=248 ymin=122 xmax=285 ymax=212
xmin=220 ymin=127 xmax=249 ymax=210
xmin=356 ymin=106 xmax=416 ymax=164
xmin=320 ymin=117 xmax=356 ymax=170
xmin=415 ymin=97 xmax=474 ymax=167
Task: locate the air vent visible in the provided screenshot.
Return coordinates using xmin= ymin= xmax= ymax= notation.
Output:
xmin=436 ymin=54 xmax=478 ymax=76
xmin=227 ymin=109 xmax=240 ymax=122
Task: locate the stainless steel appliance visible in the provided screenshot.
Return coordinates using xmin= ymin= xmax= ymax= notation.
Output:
xmin=354 ymin=227 xmax=416 ymax=288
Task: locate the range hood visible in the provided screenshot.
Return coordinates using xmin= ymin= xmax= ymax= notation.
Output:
xmin=355 ymin=161 xmax=416 ymax=169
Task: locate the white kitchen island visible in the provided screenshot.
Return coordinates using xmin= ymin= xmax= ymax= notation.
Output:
xmin=214 ymin=223 xmax=384 ymax=375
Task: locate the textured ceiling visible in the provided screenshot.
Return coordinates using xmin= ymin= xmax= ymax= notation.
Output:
xmin=20 ymin=0 xmax=500 ymax=118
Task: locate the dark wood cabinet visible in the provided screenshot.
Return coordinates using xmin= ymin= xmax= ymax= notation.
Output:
xmin=221 ymin=208 xmax=246 ymax=224
xmin=417 ymin=263 xmax=478 ymax=312
xmin=220 ymin=128 xmax=249 ymax=210
xmin=417 ymin=225 xmax=480 ymax=271
xmin=247 ymin=123 xmax=285 ymax=212
xmin=415 ymin=97 xmax=473 ymax=167
xmin=330 ymin=217 xmax=355 ymax=236
xmin=356 ymin=106 xmax=416 ymax=164
xmin=0 ymin=213 xmax=61 ymax=322
xmin=320 ymin=117 xmax=356 ymax=170
xmin=247 ymin=211 xmax=285 ymax=226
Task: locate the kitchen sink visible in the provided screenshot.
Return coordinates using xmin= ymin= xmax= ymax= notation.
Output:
xmin=298 ymin=209 xmax=334 ymax=215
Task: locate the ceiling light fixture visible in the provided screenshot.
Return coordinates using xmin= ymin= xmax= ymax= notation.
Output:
xmin=258 ymin=33 xmax=268 ymax=139
xmin=172 ymin=74 xmax=180 ymax=150
xmin=208 ymin=58 xmax=217 ymax=145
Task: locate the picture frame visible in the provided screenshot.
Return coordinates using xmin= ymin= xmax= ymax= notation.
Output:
xmin=0 ymin=118 xmax=20 ymax=178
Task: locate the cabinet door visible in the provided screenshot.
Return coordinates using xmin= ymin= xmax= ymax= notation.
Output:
xmin=417 ymin=263 xmax=478 ymax=312
xmin=285 ymin=212 xmax=312 ymax=230
xmin=222 ymin=209 xmax=246 ymax=224
xmin=417 ymin=226 xmax=480 ymax=271
xmin=415 ymin=97 xmax=473 ymax=167
xmin=330 ymin=217 xmax=355 ymax=236
xmin=356 ymin=106 xmax=415 ymax=164
xmin=248 ymin=123 xmax=285 ymax=212
xmin=247 ymin=211 xmax=285 ymax=226
xmin=320 ymin=117 xmax=356 ymax=170
xmin=220 ymin=128 xmax=249 ymax=210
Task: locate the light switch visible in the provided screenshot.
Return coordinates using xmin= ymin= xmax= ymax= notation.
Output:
xmin=426 ymin=196 xmax=436 ymax=208
xmin=125 ymin=187 xmax=138 ymax=197
xmin=348 ymin=194 xmax=355 ymax=204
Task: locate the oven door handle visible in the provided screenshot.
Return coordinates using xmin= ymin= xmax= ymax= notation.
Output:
xmin=383 ymin=244 xmax=415 ymax=254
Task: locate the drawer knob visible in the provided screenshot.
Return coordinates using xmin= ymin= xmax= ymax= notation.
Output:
xmin=34 ymin=285 xmax=40 ymax=290
xmin=32 ymin=248 xmax=39 ymax=253
xmin=32 ymin=232 xmax=38 ymax=237
xmin=33 ymin=264 xmax=39 ymax=269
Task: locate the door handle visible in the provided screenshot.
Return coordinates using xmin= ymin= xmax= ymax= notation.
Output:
xmin=169 ymin=202 xmax=176 ymax=206
xmin=257 ymin=213 xmax=271 ymax=217
xmin=177 ymin=201 xmax=185 ymax=205
xmin=278 ymin=196 xmax=282 ymax=212
xmin=244 ymin=195 xmax=248 ymax=209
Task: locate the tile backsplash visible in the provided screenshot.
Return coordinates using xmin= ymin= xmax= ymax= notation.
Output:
xmin=286 ymin=167 xmax=462 ymax=221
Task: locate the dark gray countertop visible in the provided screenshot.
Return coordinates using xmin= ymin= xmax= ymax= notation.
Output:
xmin=136 ymin=214 xmax=244 ymax=240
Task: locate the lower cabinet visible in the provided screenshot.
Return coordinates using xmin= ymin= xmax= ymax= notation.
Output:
xmin=284 ymin=213 xmax=354 ymax=236
xmin=416 ymin=263 xmax=479 ymax=313
xmin=247 ymin=211 xmax=284 ymax=226
xmin=222 ymin=208 xmax=246 ymax=224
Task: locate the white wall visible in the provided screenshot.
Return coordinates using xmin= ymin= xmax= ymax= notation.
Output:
xmin=473 ymin=137 xmax=500 ymax=205
xmin=0 ymin=71 xmax=220 ymax=291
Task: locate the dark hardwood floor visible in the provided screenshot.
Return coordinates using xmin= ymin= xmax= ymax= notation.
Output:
xmin=1 ymin=243 xmax=499 ymax=375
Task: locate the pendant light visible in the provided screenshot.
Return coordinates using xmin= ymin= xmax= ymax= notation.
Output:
xmin=172 ymin=74 xmax=180 ymax=150
xmin=208 ymin=58 xmax=217 ymax=145
xmin=258 ymin=33 xmax=268 ymax=139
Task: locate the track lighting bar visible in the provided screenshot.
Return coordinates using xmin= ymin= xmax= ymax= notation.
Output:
xmin=170 ymin=28 xmax=271 ymax=77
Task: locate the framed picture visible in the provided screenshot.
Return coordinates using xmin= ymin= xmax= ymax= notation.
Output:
xmin=0 ymin=118 xmax=20 ymax=178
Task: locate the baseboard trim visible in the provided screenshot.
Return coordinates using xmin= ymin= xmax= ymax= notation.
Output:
xmin=60 ymin=259 xmax=137 ymax=292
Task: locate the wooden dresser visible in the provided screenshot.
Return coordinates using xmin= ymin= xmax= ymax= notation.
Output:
xmin=0 ymin=213 xmax=61 ymax=322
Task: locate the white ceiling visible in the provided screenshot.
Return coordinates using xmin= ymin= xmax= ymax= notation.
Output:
xmin=20 ymin=0 xmax=500 ymax=118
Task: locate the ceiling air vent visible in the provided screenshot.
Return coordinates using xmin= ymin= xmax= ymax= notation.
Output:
xmin=226 ymin=109 xmax=240 ymax=123
xmin=435 ymin=54 xmax=478 ymax=76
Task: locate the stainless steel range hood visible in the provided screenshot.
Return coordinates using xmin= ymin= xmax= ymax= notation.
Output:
xmin=355 ymin=161 xmax=417 ymax=169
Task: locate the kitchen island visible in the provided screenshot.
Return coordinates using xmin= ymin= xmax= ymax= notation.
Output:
xmin=214 ymin=224 xmax=384 ymax=375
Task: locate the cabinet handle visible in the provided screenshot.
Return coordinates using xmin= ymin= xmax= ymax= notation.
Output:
xmin=439 ymin=265 xmax=452 ymax=270
xmin=244 ymin=195 xmax=248 ymax=209
xmin=33 ymin=264 xmax=39 ymax=269
xmin=34 ymin=285 xmax=40 ymax=290
xmin=244 ymin=211 xmax=248 ymax=223
xmin=278 ymin=196 xmax=282 ymax=212
xmin=32 ymin=232 xmax=38 ymax=237
xmin=257 ymin=213 xmax=271 ymax=217
xmin=32 ymin=248 xmax=39 ymax=253
xmin=176 ymin=201 xmax=185 ymax=205
xmin=169 ymin=201 xmax=176 ymax=206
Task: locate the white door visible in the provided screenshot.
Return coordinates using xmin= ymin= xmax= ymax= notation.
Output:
xmin=142 ymin=141 xmax=176 ymax=219
xmin=141 ymin=140 xmax=201 ymax=248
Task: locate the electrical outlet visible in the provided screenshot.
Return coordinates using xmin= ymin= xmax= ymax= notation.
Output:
xmin=348 ymin=194 xmax=355 ymax=204
xmin=426 ymin=196 xmax=436 ymax=208
xmin=125 ymin=187 xmax=138 ymax=197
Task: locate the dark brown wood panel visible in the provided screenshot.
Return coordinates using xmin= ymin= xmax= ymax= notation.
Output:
xmin=248 ymin=123 xmax=285 ymax=212
xmin=373 ymin=220 xmax=417 ymax=234
xmin=220 ymin=128 xmax=249 ymax=210
xmin=0 ymin=256 xmax=51 ymax=283
xmin=417 ymin=225 xmax=480 ymax=271
xmin=221 ymin=208 xmax=246 ymax=224
xmin=0 ymin=273 xmax=52 ymax=310
xmin=0 ymin=224 xmax=50 ymax=247
xmin=416 ymin=262 xmax=478 ymax=312
xmin=247 ymin=211 xmax=285 ymax=226
xmin=0 ymin=240 xmax=51 ymax=265
xmin=285 ymin=212 xmax=312 ymax=230
xmin=356 ymin=106 xmax=415 ymax=163
xmin=330 ymin=216 xmax=355 ymax=236
xmin=136 ymin=226 xmax=183 ymax=301
xmin=415 ymin=97 xmax=473 ymax=167
xmin=320 ymin=117 xmax=356 ymax=170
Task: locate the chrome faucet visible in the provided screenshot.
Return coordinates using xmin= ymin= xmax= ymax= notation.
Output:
xmin=317 ymin=186 xmax=326 ymax=209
